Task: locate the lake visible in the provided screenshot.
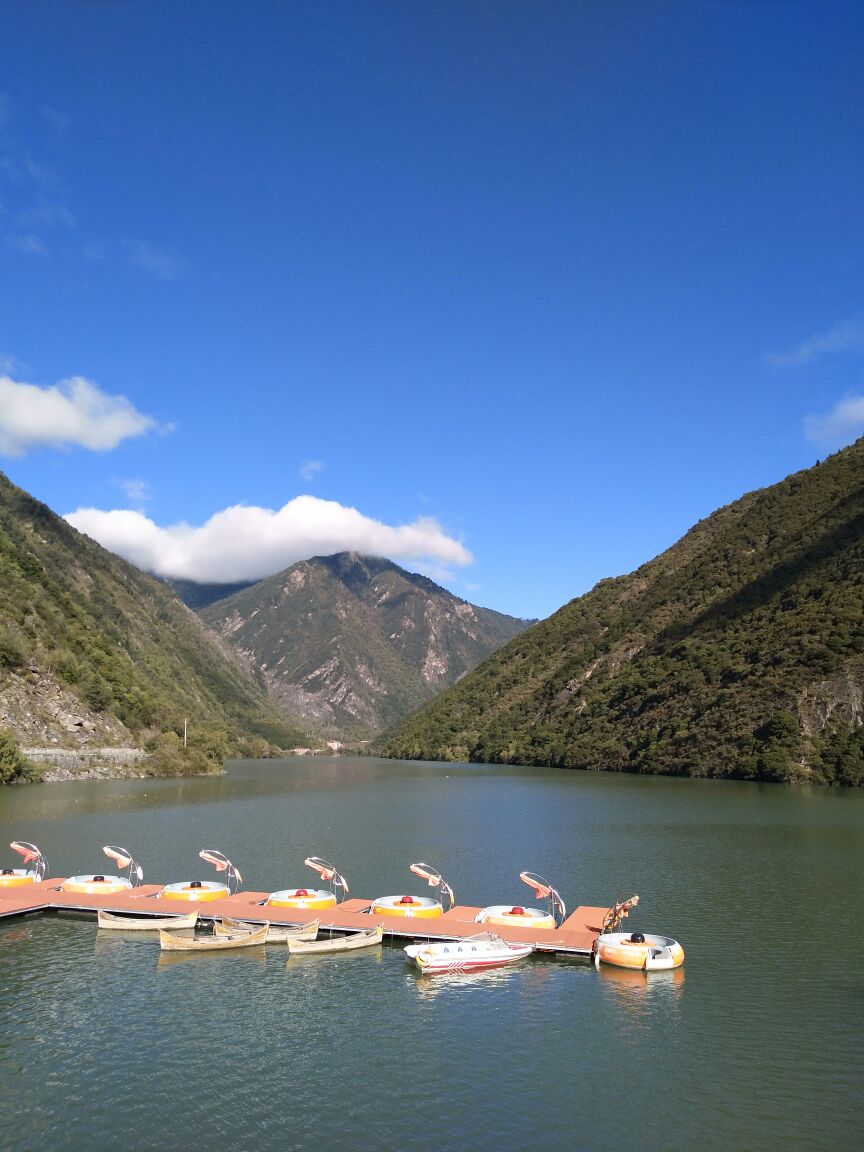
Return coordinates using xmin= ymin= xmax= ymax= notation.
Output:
xmin=0 ymin=757 xmax=861 ymax=1151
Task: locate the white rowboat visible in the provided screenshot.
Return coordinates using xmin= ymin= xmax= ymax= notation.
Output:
xmin=215 ymin=916 xmax=319 ymax=943
xmin=97 ymin=909 xmax=199 ymax=931
xmin=159 ymin=923 xmax=269 ymax=951
xmin=286 ymin=925 xmax=384 ymax=954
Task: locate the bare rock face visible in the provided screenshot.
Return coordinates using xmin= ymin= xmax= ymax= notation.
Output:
xmin=0 ymin=671 xmax=133 ymax=748
xmin=797 ymin=671 xmax=864 ymax=737
xmin=199 ymin=553 xmax=530 ymax=738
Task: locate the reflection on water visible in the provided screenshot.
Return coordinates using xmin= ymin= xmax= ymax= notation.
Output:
xmin=0 ymin=924 xmax=32 ymax=947
xmin=407 ymin=956 xmax=543 ymax=999
xmin=156 ymin=946 xmax=268 ymax=970
xmin=0 ymin=758 xmax=861 ymax=1152
xmin=597 ymin=964 xmax=686 ymax=1030
xmin=286 ymin=947 xmax=385 ymax=969
xmin=598 ymin=962 xmax=686 ymax=995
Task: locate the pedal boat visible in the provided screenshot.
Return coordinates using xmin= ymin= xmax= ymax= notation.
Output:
xmin=475 ymin=904 xmax=556 ymax=930
xmin=371 ymin=894 xmax=443 ymax=919
xmin=161 ymin=880 xmax=230 ymax=901
xmin=594 ymin=931 xmax=684 ymax=971
xmin=0 ymin=868 xmax=39 ymax=888
xmin=1 ymin=842 xmax=47 ymax=887
xmin=162 ymin=848 xmax=243 ymax=902
xmin=474 ymin=872 xmax=565 ymax=931
xmin=62 ymin=874 xmax=133 ymax=895
xmin=266 ymin=887 xmax=336 ymax=911
xmin=64 ymin=844 xmax=145 ymax=896
xmin=370 ymin=862 xmax=454 ymax=920
xmin=405 ymin=932 xmax=533 ymax=975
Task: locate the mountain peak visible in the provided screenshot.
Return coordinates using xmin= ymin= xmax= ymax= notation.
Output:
xmin=199 ymin=552 xmax=528 ymax=737
xmin=315 ymin=551 xmax=393 ymax=588
xmin=0 ymin=472 xmax=306 ymax=759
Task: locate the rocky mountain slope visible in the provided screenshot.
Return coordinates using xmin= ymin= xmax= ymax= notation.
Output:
xmin=199 ymin=553 xmax=530 ymax=737
xmin=378 ymin=440 xmax=864 ymax=785
xmin=0 ymin=471 xmax=307 ymax=778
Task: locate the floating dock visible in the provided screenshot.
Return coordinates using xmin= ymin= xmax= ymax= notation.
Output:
xmin=0 ymin=879 xmax=607 ymax=957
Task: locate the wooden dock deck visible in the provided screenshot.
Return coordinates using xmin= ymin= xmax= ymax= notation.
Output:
xmin=0 ymin=879 xmax=607 ymax=956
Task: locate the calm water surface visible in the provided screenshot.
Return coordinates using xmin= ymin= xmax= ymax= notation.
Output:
xmin=0 ymin=757 xmax=861 ymax=1151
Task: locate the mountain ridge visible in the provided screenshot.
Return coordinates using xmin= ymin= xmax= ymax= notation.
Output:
xmin=199 ymin=551 xmax=531 ymax=737
xmin=0 ymin=471 xmax=308 ymax=779
xmin=377 ymin=440 xmax=864 ymax=785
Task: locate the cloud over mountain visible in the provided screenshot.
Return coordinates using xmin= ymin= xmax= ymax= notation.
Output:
xmin=64 ymin=495 xmax=472 ymax=584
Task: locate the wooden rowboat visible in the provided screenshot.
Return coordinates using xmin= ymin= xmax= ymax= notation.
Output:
xmin=98 ymin=908 xmax=199 ymax=931
xmin=215 ymin=916 xmax=319 ymax=943
xmin=286 ymin=924 xmax=384 ymax=955
xmin=159 ymin=922 xmax=269 ymax=951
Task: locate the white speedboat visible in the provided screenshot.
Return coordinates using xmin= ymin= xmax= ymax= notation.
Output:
xmin=404 ymin=931 xmax=533 ymax=975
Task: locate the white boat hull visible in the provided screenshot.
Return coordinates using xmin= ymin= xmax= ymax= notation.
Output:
xmin=404 ymin=932 xmax=533 ymax=975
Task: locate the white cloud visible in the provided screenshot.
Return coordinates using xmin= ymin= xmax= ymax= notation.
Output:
xmin=10 ymin=233 xmax=48 ymax=255
xmin=299 ymin=459 xmax=323 ymax=482
xmin=767 ymin=319 xmax=864 ymax=368
xmin=18 ymin=203 xmax=76 ymax=230
xmin=64 ymin=496 xmax=473 ymax=584
xmin=0 ymin=374 xmax=159 ymax=457
xmin=804 ymin=394 xmax=864 ymax=448
xmin=124 ymin=239 xmax=180 ymax=279
xmin=119 ymin=478 xmax=152 ymax=508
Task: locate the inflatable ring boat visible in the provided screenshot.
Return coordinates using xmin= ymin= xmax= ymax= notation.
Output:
xmin=0 ymin=869 xmax=38 ymax=888
xmin=161 ymin=880 xmax=230 ymax=902
xmin=595 ymin=931 xmax=685 ymax=971
xmin=371 ymin=894 xmax=443 ymax=919
xmin=475 ymin=905 xmax=556 ymax=930
xmin=267 ymin=888 xmax=337 ymax=910
xmin=62 ymin=874 xmax=132 ymax=895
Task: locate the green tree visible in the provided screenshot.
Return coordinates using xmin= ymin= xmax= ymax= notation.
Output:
xmin=0 ymin=729 xmax=40 ymax=784
xmin=83 ymin=676 xmax=112 ymax=712
xmin=0 ymin=631 xmax=24 ymax=670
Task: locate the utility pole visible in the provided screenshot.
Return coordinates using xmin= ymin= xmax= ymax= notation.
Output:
xmin=183 ymin=718 xmax=188 ymax=748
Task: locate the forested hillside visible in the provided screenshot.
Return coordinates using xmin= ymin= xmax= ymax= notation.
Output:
xmin=0 ymin=472 xmax=307 ymax=780
xmin=379 ymin=440 xmax=864 ymax=785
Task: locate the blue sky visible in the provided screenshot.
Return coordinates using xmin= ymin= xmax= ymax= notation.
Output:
xmin=1 ymin=1 xmax=862 ymax=619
